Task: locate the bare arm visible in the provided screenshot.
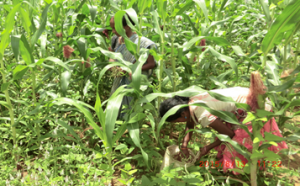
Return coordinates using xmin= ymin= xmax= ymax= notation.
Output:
xmin=181 ymin=119 xmax=195 ymax=148
xmin=199 ymin=118 xmax=234 ymax=157
xmin=141 ymin=54 xmax=156 ymax=71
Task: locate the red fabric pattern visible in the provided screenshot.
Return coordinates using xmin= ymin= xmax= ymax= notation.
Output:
xmin=214 ymin=110 xmax=288 ymax=175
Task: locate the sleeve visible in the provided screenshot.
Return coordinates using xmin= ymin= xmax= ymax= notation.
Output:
xmin=193 ymin=106 xmax=218 ymax=127
xmin=111 ymin=35 xmax=118 ymax=51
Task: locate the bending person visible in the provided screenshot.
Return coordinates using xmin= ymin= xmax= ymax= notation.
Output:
xmin=159 ymin=73 xmax=288 ymax=174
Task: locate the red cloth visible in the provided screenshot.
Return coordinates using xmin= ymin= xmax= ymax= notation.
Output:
xmin=214 ymin=109 xmax=288 ymax=175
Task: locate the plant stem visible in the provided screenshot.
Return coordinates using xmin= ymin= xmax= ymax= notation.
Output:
xmin=250 ymin=94 xmax=265 ymax=186
xmin=137 ymin=15 xmax=143 ymax=55
xmin=262 ymin=54 xmax=267 ymax=74
xmin=170 ymin=17 xmax=176 ymax=92
xmin=158 ymin=21 xmax=165 ymax=108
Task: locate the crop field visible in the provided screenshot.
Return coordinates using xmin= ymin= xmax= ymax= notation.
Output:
xmin=1 ymin=0 xmax=300 ymax=185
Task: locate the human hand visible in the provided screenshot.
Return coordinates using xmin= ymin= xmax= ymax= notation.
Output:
xmin=197 ymin=146 xmax=209 ymax=161
xmin=174 ymin=148 xmax=190 ymax=162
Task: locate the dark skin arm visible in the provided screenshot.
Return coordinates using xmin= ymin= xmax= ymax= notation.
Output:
xmin=141 ymin=54 xmax=156 ymax=71
xmin=175 ymin=119 xmax=195 ymax=161
xmin=199 ymin=118 xmax=235 ymax=158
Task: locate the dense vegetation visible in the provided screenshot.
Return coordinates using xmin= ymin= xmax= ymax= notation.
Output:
xmin=1 ymin=0 xmax=300 ymax=185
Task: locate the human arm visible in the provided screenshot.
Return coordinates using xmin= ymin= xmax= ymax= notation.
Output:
xmin=198 ymin=118 xmax=234 ymax=158
xmin=182 ymin=119 xmax=195 ymax=148
xmin=141 ymin=54 xmax=156 ymax=71
xmin=174 ymin=119 xmax=195 ymax=161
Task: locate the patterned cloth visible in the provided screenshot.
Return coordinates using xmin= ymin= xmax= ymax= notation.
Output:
xmin=214 ymin=110 xmax=287 ymax=175
xmin=189 ymin=87 xmax=272 ymax=127
xmin=188 ymin=87 xmax=288 ymax=174
xmin=110 ymin=34 xmax=157 ymax=119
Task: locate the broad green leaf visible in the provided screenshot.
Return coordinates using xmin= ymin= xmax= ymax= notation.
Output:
xmin=124 ymin=38 xmax=138 ymax=56
xmin=204 ymin=17 xmax=231 ymax=35
xmin=157 ymin=0 xmax=167 ymax=22
xmin=115 ymin=144 xmax=127 ymax=151
xmin=175 ymin=0 xmax=195 ymax=16
xmin=208 ymin=91 xmax=234 ymax=102
xmin=182 ymin=36 xmax=205 ymax=50
xmin=53 ymin=98 xmax=105 ymax=145
xmin=20 ymin=8 xmax=31 ymax=34
xmin=127 ymin=121 xmax=149 ymax=167
xmin=232 ymin=46 xmax=246 ymax=57
xmin=182 ymin=14 xmax=199 ymax=36
xmin=228 ymin=15 xmax=245 ymax=33
xmin=83 ymin=80 xmax=90 ymax=96
xmin=138 ymin=0 xmax=149 ymax=15
xmin=61 ymin=71 xmax=71 ymax=95
xmin=261 ymin=0 xmax=300 ymax=54
xmin=183 ymin=36 xmax=230 ymax=49
xmin=11 ymin=35 xmax=21 ymax=61
xmin=194 ymin=0 xmax=208 ymax=23
xmin=128 ymin=113 xmax=146 ymax=123
xmin=95 ymin=93 xmax=105 ymax=129
xmin=105 ymin=87 xmax=128 ymax=150
xmin=57 ymin=120 xmax=81 ymax=143
xmin=88 ymin=5 xmax=97 ymax=23
xmin=131 ymin=49 xmax=149 ymax=90
xmin=264 ymin=132 xmax=285 ymax=142
xmin=258 ymin=0 xmax=271 ymax=25
xmin=19 ymin=34 xmax=34 ymax=65
xmin=112 ymin=123 xmax=128 ymax=144
xmin=13 ymin=65 xmax=29 ymax=80
xmin=77 ymin=38 xmax=87 ymax=60
xmin=1 ymin=82 xmax=10 ymax=92
xmin=125 ymin=8 xmax=139 ymax=27
xmin=242 ymin=112 xmax=256 ymax=124
xmin=30 ymin=3 xmax=51 ymax=47
xmin=219 ymin=0 xmax=229 ymax=13
xmin=114 ymin=10 xmax=127 ymax=38
xmin=256 ymin=109 xmax=273 ymax=118
xmin=268 ymin=77 xmax=296 ymax=92
xmin=42 ymin=57 xmax=70 ymax=71
xmin=147 ymin=114 xmax=157 ymax=141
xmin=208 ymin=46 xmax=238 ymax=77
xmin=286 ymin=99 xmax=300 ymax=109
xmin=141 ymin=175 xmax=154 ymax=186
xmin=192 ymin=103 xmax=240 ymax=125
xmin=263 ymin=149 xmax=281 ymax=161
xmin=205 ymin=37 xmax=231 ymax=47
xmin=0 ymin=3 xmax=21 ymax=57
xmin=265 ymin=60 xmax=280 ymax=86
xmin=109 ymin=0 xmax=120 ymax=11
xmin=152 ymin=10 xmax=162 ymax=35
xmin=40 ymin=34 xmax=47 ymax=58
xmin=215 ymin=134 xmax=250 ymax=160
xmin=0 ymin=101 xmax=11 ymax=109
xmin=140 ymin=85 xmax=206 ymax=103
xmin=250 ymin=150 xmax=265 ymax=159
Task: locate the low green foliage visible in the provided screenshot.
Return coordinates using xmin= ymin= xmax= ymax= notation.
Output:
xmin=1 ymin=0 xmax=300 ymax=185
